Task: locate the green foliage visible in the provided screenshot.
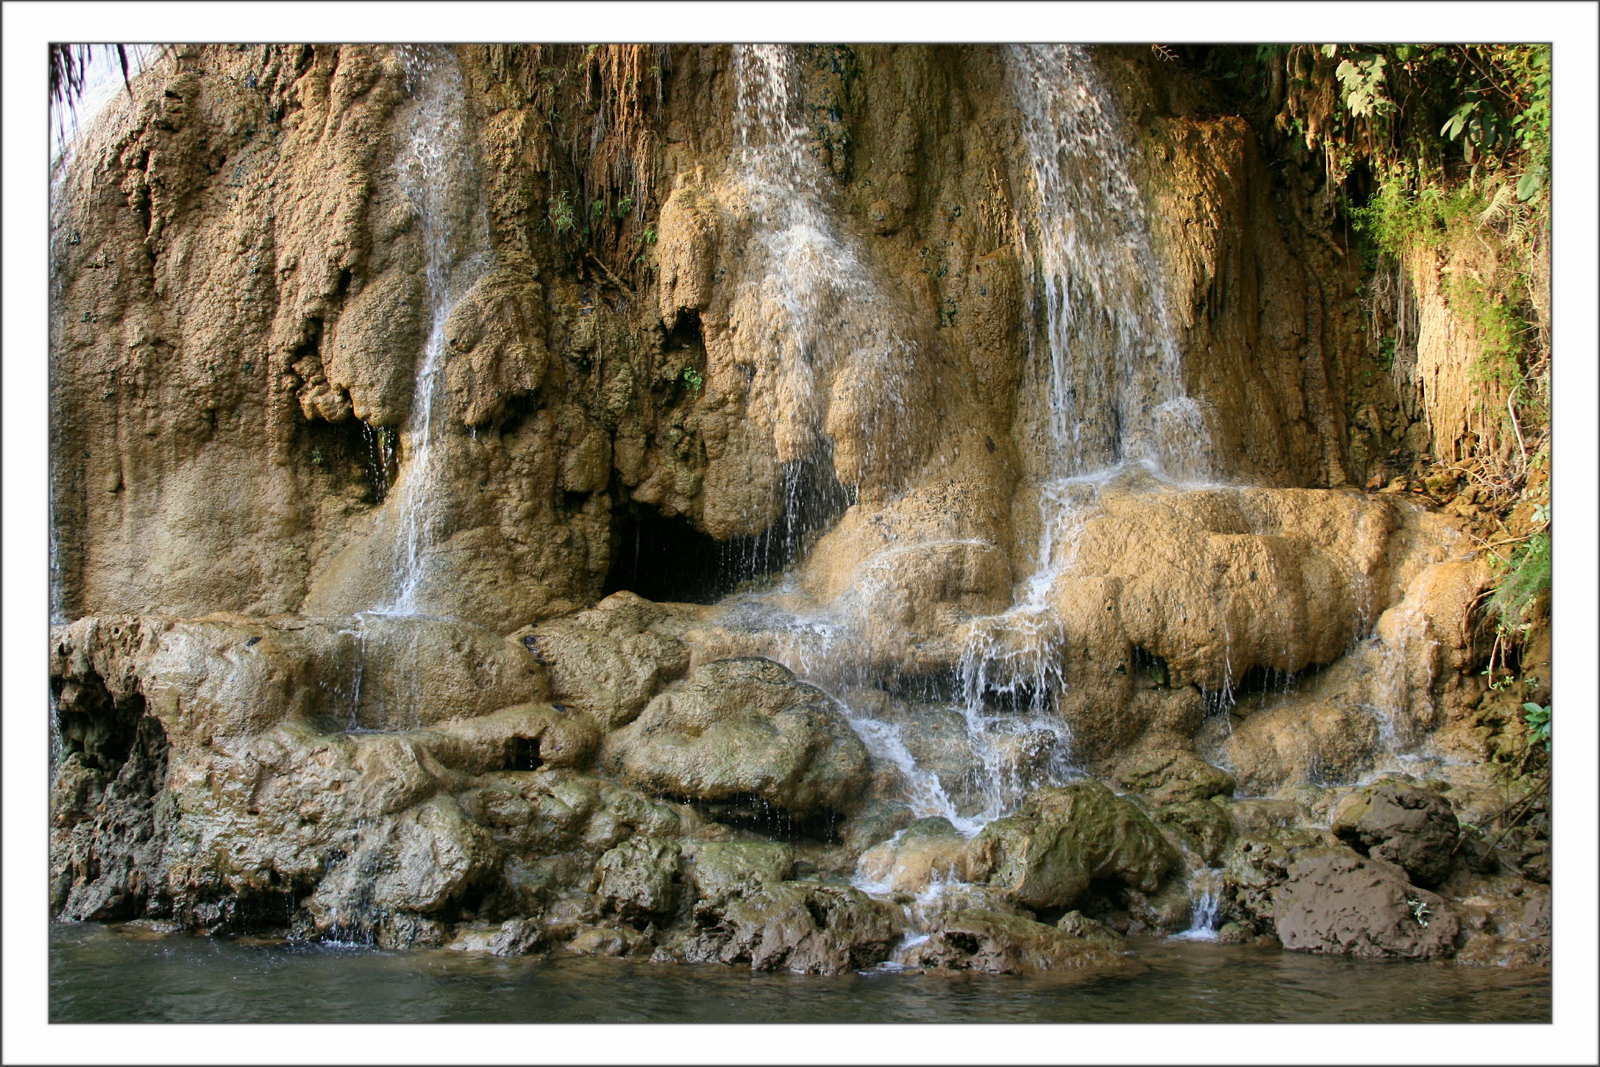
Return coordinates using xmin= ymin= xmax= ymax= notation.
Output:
xmin=1333 ymin=51 xmax=1392 ymax=117
xmin=547 ymin=190 xmax=576 ymax=235
xmin=1348 ymin=169 xmax=1480 ymax=257
xmin=1489 ymin=527 xmax=1551 ymax=628
xmin=1441 ymin=274 xmax=1526 ymax=390
xmin=1522 ymin=702 xmax=1550 ymax=751
xmin=680 ymin=366 xmax=703 ymax=394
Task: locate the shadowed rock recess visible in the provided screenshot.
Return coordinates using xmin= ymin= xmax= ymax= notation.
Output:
xmin=49 ymin=43 xmax=1547 ymax=974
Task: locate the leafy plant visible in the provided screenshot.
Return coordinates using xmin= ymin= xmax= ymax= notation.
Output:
xmin=1522 ymin=702 xmax=1551 ymax=751
xmin=680 ymin=366 xmax=703 ymax=394
xmin=547 ymin=190 xmax=576 ymax=235
xmin=1489 ymin=528 xmax=1551 ymax=627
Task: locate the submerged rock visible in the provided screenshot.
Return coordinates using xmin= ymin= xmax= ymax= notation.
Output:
xmin=709 ymin=883 xmax=904 ymax=975
xmin=598 ymin=658 xmax=869 ymax=816
xmin=305 ymin=795 xmax=499 ymax=946
xmin=446 ymin=917 xmax=546 ymax=956
xmin=898 ymin=908 xmax=1136 ymax=976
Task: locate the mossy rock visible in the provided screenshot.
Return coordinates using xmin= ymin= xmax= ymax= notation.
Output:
xmin=977 ymin=780 xmax=1175 ymax=911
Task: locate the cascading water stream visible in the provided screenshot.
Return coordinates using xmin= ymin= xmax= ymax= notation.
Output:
xmin=1172 ymin=867 xmax=1225 ymax=941
xmin=926 ymin=45 xmax=1218 ymax=822
xmin=379 ymin=45 xmax=491 ymax=617
xmin=712 ymin=46 xmax=1220 ymax=847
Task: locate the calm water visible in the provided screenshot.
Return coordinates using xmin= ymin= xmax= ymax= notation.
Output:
xmin=50 ymin=922 xmax=1549 ymax=1024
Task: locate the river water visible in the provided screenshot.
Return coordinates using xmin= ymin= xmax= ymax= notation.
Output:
xmin=50 ymin=921 xmax=1548 ymax=1025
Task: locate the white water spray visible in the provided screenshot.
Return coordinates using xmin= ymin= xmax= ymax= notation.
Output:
xmin=381 ymin=46 xmax=491 ymax=616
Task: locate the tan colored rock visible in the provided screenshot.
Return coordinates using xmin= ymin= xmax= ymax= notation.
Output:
xmin=521 ymin=592 xmax=691 ymax=730
xmin=598 ymin=658 xmax=870 ymax=815
xmin=1107 ymin=747 xmax=1235 ymax=806
xmin=855 ymin=830 xmax=987 ymax=895
xmin=1222 ymin=696 xmax=1383 ymax=798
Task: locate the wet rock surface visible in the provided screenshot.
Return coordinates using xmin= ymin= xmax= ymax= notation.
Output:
xmin=598 ymin=658 xmax=869 ymax=817
xmin=46 ymin=43 xmax=1549 ymax=979
xmin=977 ymin=781 xmax=1175 ymax=911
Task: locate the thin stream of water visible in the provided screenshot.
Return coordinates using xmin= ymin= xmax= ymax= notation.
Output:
xmin=381 ymin=46 xmax=492 ymax=616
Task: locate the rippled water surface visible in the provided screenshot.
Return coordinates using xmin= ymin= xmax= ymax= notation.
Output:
xmin=50 ymin=923 xmax=1549 ymax=1024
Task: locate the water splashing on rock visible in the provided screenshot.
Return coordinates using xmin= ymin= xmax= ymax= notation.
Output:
xmin=381 ymin=45 xmax=492 ymax=616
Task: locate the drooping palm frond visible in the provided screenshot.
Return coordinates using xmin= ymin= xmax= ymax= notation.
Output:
xmin=50 ymin=43 xmax=133 ymax=147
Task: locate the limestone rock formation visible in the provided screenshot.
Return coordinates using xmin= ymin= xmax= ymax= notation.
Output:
xmin=898 ymin=908 xmax=1137 ymax=976
xmin=598 ymin=658 xmax=870 ymax=817
xmin=976 ymin=781 xmax=1175 ymax=911
xmin=697 ymin=883 xmax=904 ymax=975
xmin=46 ymin=42 xmax=1541 ymax=975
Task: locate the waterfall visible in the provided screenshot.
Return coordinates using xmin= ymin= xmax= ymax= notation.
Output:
xmin=728 ymin=45 xmax=919 ymax=544
xmin=711 ymin=46 xmax=1220 ymax=840
xmin=1172 ymin=867 xmax=1225 ymax=941
xmin=938 ymin=46 xmax=1218 ymax=778
xmin=379 ymin=45 xmax=491 ymax=616
xmin=1009 ymin=44 xmax=1210 ymax=488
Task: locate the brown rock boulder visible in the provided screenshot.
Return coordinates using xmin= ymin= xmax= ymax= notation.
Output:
xmin=1330 ymin=780 xmax=1459 ymax=887
xmin=1272 ymin=850 xmax=1460 ymax=960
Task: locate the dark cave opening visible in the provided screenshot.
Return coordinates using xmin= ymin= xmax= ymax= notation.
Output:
xmin=506 ymin=736 xmax=543 ymax=772
xmin=603 ymin=504 xmax=731 ymax=605
xmin=602 ymin=444 xmax=856 ymax=605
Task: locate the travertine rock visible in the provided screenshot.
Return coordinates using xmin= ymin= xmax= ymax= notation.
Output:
xmin=976 ymin=781 xmax=1175 ymax=911
xmin=598 ymin=658 xmax=870 ymax=815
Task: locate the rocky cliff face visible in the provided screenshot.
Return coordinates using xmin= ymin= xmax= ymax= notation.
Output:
xmin=49 ymin=44 xmax=1545 ymax=971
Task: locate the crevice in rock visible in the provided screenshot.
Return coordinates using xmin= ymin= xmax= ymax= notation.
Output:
xmin=505 ymin=735 xmax=543 ymax=772
xmin=677 ymin=793 xmax=844 ymax=845
xmin=1131 ymin=646 xmax=1171 ymax=689
xmin=51 ymin=668 xmax=171 ymax=922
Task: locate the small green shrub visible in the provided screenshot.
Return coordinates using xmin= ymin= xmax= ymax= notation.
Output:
xmin=548 ymin=190 xmax=576 ymax=235
xmin=1490 ymin=528 xmax=1551 ymax=628
xmin=1522 ymin=702 xmax=1550 ymax=751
